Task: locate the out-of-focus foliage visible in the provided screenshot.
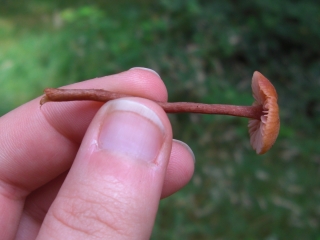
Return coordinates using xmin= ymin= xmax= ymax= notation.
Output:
xmin=1 ymin=0 xmax=320 ymax=239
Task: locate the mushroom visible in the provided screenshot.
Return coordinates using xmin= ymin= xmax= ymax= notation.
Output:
xmin=40 ymin=71 xmax=280 ymax=154
xmin=248 ymin=71 xmax=280 ymax=154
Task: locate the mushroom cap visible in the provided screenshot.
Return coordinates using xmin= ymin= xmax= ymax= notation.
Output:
xmin=248 ymin=71 xmax=280 ymax=154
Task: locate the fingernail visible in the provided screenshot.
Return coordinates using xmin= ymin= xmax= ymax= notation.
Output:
xmin=129 ymin=67 xmax=160 ymax=77
xmin=98 ymin=99 xmax=165 ymax=163
xmin=173 ymin=139 xmax=196 ymax=163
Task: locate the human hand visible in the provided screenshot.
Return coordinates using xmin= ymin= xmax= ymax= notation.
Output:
xmin=0 ymin=68 xmax=195 ymax=239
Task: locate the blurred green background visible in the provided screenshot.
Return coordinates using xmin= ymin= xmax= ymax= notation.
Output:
xmin=1 ymin=0 xmax=320 ymax=239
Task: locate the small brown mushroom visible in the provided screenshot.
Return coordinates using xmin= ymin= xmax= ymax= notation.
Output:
xmin=40 ymin=71 xmax=280 ymax=154
xmin=248 ymin=71 xmax=280 ymax=154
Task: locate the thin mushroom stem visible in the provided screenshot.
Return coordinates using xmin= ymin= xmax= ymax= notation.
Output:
xmin=40 ymin=88 xmax=263 ymax=120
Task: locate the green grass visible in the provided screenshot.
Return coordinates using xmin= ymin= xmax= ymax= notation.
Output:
xmin=1 ymin=1 xmax=320 ymax=239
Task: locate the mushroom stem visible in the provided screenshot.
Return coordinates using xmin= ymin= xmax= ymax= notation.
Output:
xmin=40 ymin=88 xmax=263 ymax=120
xmin=160 ymin=103 xmax=263 ymax=119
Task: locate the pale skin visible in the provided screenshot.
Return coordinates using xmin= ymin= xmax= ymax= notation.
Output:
xmin=0 ymin=68 xmax=195 ymax=240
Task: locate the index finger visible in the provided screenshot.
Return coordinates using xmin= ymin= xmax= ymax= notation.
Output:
xmin=0 ymin=68 xmax=167 ymax=195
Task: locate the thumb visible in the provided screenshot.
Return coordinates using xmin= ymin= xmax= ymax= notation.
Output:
xmin=37 ymin=98 xmax=172 ymax=240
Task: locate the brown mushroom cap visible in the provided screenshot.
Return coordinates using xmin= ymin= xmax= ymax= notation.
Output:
xmin=248 ymin=71 xmax=280 ymax=154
